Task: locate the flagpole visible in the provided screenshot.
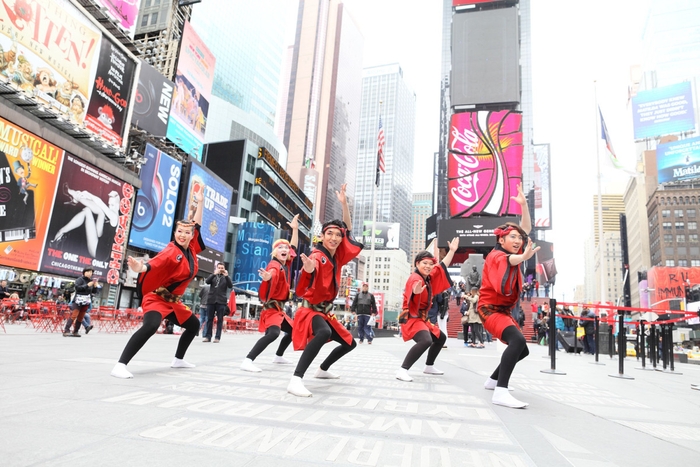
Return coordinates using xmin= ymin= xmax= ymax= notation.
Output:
xmin=594 ymin=81 xmax=607 ymax=303
xmin=368 ymin=101 xmax=382 ymax=289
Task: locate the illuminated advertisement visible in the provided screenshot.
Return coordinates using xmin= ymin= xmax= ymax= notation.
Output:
xmin=447 ymin=110 xmax=523 ymax=218
xmin=129 ymin=144 xmax=182 ymax=251
xmin=361 ymin=221 xmax=400 ymax=249
xmin=374 ymin=292 xmax=385 ymax=329
xmin=532 ymin=144 xmax=552 ymax=229
xmin=132 ymin=60 xmax=174 ymax=137
xmin=40 ymin=154 xmax=134 ymax=284
xmin=0 ymin=117 xmax=64 ymax=270
xmin=657 ymin=136 xmax=700 ymax=184
xmin=632 ymin=82 xmax=695 ymax=140
xmin=94 ymin=0 xmax=140 ymax=37
xmin=437 ymin=217 xmax=518 ymax=248
xmin=453 ymin=0 xmax=500 ymax=5
xmin=233 ymin=222 xmax=275 ymax=292
xmin=166 ymin=21 xmax=216 ymax=159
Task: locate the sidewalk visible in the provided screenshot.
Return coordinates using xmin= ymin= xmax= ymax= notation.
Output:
xmin=1 ymin=325 xmax=699 ymax=466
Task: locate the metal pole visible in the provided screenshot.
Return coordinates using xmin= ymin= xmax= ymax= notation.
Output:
xmin=649 ymin=324 xmax=657 ymax=369
xmin=610 ymin=311 xmax=633 ymax=379
xmin=541 ymin=298 xmax=565 ymax=375
xmin=608 ymin=317 xmax=614 ymax=359
xmin=590 ymin=315 xmax=604 ymax=365
xmin=594 ymin=82 xmax=606 ymax=303
xmin=636 ymin=320 xmax=653 ymax=371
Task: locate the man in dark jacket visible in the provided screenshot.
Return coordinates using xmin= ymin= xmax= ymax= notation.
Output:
xmin=204 ymin=262 xmax=233 ymax=342
xmin=351 ymin=282 xmax=377 ymax=344
xmin=63 ymin=268 xmax=99 ymax=337
xmin=580 ymin=308 xmax=596 ymax=354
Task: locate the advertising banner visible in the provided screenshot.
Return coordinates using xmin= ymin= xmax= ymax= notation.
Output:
xmin=94 ymin=0 xmax=140 ymax=37
xmin=657 ymin=136 xmax=700 ymax=184
xmin=133 ymin=60 xmax=174 ymax=137
xmin=40 ymin=154 xmax=133 ymax=284
xmin=447 ymin=110 xmax=523 ymax=218
xmin=84 ymin=37 xmax=137 ymax=146
xmin=532 ymin=144 xmax=552 ymax=228
xmin=166 ymin=21 xmax=215 ymax=159
xmin=361 ymin=221 xmax=400 ymax=249
xmin=0 ymin=0 xmax=102 ymax=125
xmin=129 ymin=144 xmax=182 ymax=252
xmin=437 ymin=216 xmax=518 ymax=248
xmin=233 ymin=222 xmax=274 ymax=292
xmin=373 ymin=291 xmax=385 ymax=329
xmin=0 ymin=117 xmax=64 ymax=270
xmin=632 ymin=82 xmax=695 ymax=140
xmin=425 ymin=213 xmax=438 ymax=247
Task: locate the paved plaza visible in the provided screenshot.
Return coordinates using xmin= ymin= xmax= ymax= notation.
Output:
xmin=1 ymin=325 xmax=699 ymax=466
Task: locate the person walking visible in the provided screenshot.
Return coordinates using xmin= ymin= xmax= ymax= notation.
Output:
xmin=287 ymin=184 xmax=363 ymax=397
xmin=63 ymin=268 xmax=98 ymax=337
xmin=351 ymin=282 xmax=377 ymax=344
xmin=395 ymin=238 xmax=458 ymax=382
xmin=111 ymin=189 xmax=204 ymax=379
xmin=477 ymin=183 xmax=539 ymax=408
xmin=241 ymin=215 xmax=299 ymax=372
xmin=467 ymin=287 xmax=484 ymax=348
xmin=203 ymin=262 xmax=233 ymax=343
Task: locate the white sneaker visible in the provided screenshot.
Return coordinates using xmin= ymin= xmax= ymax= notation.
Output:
xmin=240 ymin=358 xmax=262 ymax=372
xmin=287 ymin=376 xmax=312 ymax=397
xmin=423 ymin=365 xmax=444 ymax=375
xmin=171 ymin=358 xmax=195 ymax=368
xmin=272 ymin=355 xmax=291 ymax=364
xmin=395 ymin=368 xmax=413 ymax=382
xmin=492 ymin=387 xmax=528 ymax=408
xmin=314 ymin=368 xmax=340 ymax=379
xmin=484 ymin=378 xmax=514 ymax=391
xmin=110 ymin=363 xmax=133 ymax=379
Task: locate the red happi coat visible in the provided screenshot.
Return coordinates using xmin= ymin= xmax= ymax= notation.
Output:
xmin=477 ymin=245 xmax=523 ymax=310
xmin=400 ymin=263 xmax=452 ymax=341
xmin=137 ymin=225 xmax=206 ymax=324
xmin=258 ymin=247 xmax=296 ymax=332
xmin=292 ymin=233 xmax=363 ymax=350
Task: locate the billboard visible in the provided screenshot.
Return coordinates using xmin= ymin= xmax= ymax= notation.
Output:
xmin=132 ymin=60 xmax=174 ymax=137
xmin=451 ymin=8 xmax=520 ymax=106
xmin=166 ymin=21 xmax=216 ymax=159
xmin=94 ymin=0 xmax=140 ymax=37
xmin=40 ymin=154 xmax=133 ymax=284
xmin=532 ymin=144 xmax=552 ymax=229
xmin=203 ymin=140 xmax=244 ymax=204
xmin=632 ymin=82 xmax=695 ymax=140
xmin=447 ymin=110 xmax=523 ymax=218
xmin=373 ymin=292 xmax=385 ymax=329
xmin=129 ymin=144 xmax=182 ymax=251
xmin=656 ymin=136 xmax=700 ymax=183
xmin=425 ymin=213 xmax=438 ymax=247
xmin=361 ymin=221 xmax=400 ymax=249
xmin=437 ymin=216 xmax=518 ymax=248
xmin=0 ymin=117 xmax=64 ymax=270
xmin=233 ymin=222 xmax=275 ymax=292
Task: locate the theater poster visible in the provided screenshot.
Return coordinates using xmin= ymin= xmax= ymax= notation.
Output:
xmin=93 ymin=0 xmax=140 ymax=37
xmin=0 ymin=117 xmax=64 ymax=270
xmin=40 ymin=154 xmax=134 ymax=284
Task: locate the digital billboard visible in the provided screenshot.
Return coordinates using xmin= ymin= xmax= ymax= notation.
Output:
xmin=233 ymin=222 xmax=275 ymax=292
xmin=425 ymin=213 xmax=438 ymax=247
xmin=166 ymin=21 xmax=216 ymax=159
xmin=373 ymin=292 xmax=385 ymax=329
xmin=40 ymin=154 xmax=134 ymax=284
xmin=656 ymin=136 xmax=700 ymax=184
xmin=94 ymin=0 xmax=140 ymax=37
xmin=132 ymin=60 xmax=174 ymax=137
xmin=437 ymin=216 xmax=518 ymax=248
xmin=447 ymin=110 xmax=523 ymax=218
xmin=203 ymin=140 xmax=244 ymax=204
xmin=532 ymin=144 xmax=552 ymax=229
xmin=129 ymin=144 xmax=182 ymax=251
xmin=361 ymin=221 xmax=400 ymax=249
xmin=451 ymin=8 xmax=520 ymax=106
xmin=632 ymin=82 xmax=695 ymax=140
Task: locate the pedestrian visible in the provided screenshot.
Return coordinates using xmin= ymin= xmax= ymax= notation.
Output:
xmin=467 ymin=287 xmax=484 ymax=348
xmin=580 ymin=307 xmax=596 ymax=354
xmin=63 ymin=268 xmax=99 ymax=337
xmin=351 ymin=282 xmax=377 ymax=344
xmin=460 ymin=297 xmax=470 ymax=346
xmin=110 ymin=189 xmax=204 ymax=379
xmin=477 ymin=183 xmax=539 ymax=408
xmin=287 ymin=183 xmax=362 ymax=397
xmin=198 ymin=283 xmax=210 ymax=336
xmin=203 ymin=262 xmax=233 ymax=343
xmin=241 ymin=215 xmax=299 ymax=372
xmin=395 ymin=237 xmax=458 ymax=382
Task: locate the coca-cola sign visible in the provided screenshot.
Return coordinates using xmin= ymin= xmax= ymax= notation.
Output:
xmin=447 ymin=110 xmax=523 ymax=218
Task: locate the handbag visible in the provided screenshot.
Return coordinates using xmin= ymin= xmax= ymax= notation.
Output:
xmin=461 ymin=314 xmax=469 ymax=325
xmin=367 ymin=315 xmax=376 ymax=326
xmin=576 ymin=326 xmax=585 ymax=338
xmin=74 ymin=294 xmax=91 ymax=306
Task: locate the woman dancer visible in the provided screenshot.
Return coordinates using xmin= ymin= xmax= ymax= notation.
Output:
xmin=287 ymin=184 xmax=363 ymax=397
xmin=111 ymin=190 xmax=205 ymax=379
xmin=241 ymin=215 xmax=300 ymax=372
xmin=395 ymin=238 xmax=458 ymax=382
xmin=478 ymin=183 xmax=539 ymax=408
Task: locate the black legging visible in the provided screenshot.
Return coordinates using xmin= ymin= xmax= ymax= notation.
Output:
xmin=462 ymin=323 xmax=470 ymax=343
xmin=489 ymin=325 xmax=529 ymax=387
xmin=118 ymin=310 xmax=200 ymax=364
xmin=401 ymin=329 xmax=447 ymax=370
xmin=470 ymin=322 xmax=484 ymax=344
xmin=246 ymin=319 xmax=293 ymax=360
xmin=293 ymin=315 xmax=356 ymax=378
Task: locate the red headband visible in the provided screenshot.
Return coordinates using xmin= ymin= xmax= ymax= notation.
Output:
xmin=494 ymin=226 xmax=516 ymax=237
xmin=322 ymin=224 xmax=346 ymax=237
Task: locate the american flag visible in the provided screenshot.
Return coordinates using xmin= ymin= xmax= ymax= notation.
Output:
xmin=375 ymin=115 xmax=385 ymax=186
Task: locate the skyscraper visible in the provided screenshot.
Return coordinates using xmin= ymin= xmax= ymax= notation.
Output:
xmin=353 ymin=64 xmax=416 ymax=256
xmin=283 ymin=0 xmax=364 ymax=223
xmin=411 ymin=192 xmax=433 ymax=263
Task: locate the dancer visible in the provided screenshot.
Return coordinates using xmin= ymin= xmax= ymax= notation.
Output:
xmin=287 ymin=184 xmax=363 ymax=397
xmin=395 ymin=238 xmax=458 ymax=382
xmin=241 ymin=214 xmax=299 ymax=372
xmin=478 ymin=183 xmax=539 ymax=408
xmin=111 ymin=189 xmax=205 ymax=379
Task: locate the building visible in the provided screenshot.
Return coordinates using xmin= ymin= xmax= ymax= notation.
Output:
xmin=585 ymin=194 xmax=625 ymax=302
xmin=623 ymin=175 xmax=652 ymax=308
xmin=283 ymin=0 xmax=364 ymax=223
xmin=353 ymin=64 xmax=416 ymax=255
xmin=357 ymin=249 xmax=412 ymax=324
xmin=411 ymin=193 xmax=433 ymax=262
xmin=647 ymin=187 xmax=700 ymax=269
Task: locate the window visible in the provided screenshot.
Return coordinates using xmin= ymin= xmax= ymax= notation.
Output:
xmin=145 ymin=0 xmax=151 ymax=6
xmin=692 ymin=260 xmax=700 ymax=267
xmin=678 ymin=259 xmax=688 ymax=267
xmin=676 ymin=222 xmax=685 ymax=230
xmin=150 ymin=13 xmax=158 ymax=25
xmin=664 ymin=234 xmax=673 ymax=243
xmin=675 ymin=210 xmax=684 ymax=218
xmin=662 ymin=209 xmax=671 ymax=218
xmin=665 ymin=260 xmax=675 ymax=267
xmin=663 ymin=222 xmax=672 ymax=230
xmin=243 ymin=181 xmax=253 ymax=201
xmin=688 ymin=209 xmax=696 ymax=218
xmin=677 ymin=234 xmax=686 ymax=243
xmin=690 ymin=234 xmax=699 ymax=243
xmin=246 ymin=155 xmax=256 ymax=174
xmin=141 ymin=14 xmax=149 ymax=27
xmin=689 ymin=222 xmax=697 ymax=230
xmin=240 ymin=208 xmax=250 ymax=220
